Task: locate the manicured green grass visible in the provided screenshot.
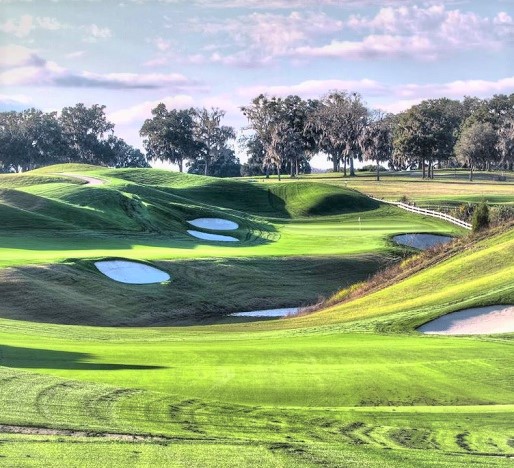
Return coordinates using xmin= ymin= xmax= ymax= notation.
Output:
xmin=297 ymin=169 xmax=514 ymax=208
xmin=0 ymin=164 xmax=512 ymax=466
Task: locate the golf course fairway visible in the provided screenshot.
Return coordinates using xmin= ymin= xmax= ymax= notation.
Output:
xmin=0 ymin=164 xmax=512 ymax=467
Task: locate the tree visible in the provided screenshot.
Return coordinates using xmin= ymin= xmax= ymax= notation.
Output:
xmin=105 ymin=136 xmax=150 ymax=168
xmin=358 ymin=110 xmax=393 ymax=181
xmin=59 ymin=103 xmax=114 ymax=165
xmin=454 ymin=121 xmax=498 ymax=181
xmin=242 ymin=95 xmax=317 ymax=180
xmin=241 ymin=95 xmax=286 ymax=180
xmin=307 ymin=91 xmax=367 ymax=176
xmin=472 ymin=202 xmax=490 ymax=232
xmin=0 ymin=109 xmax=67 ymax=172
xmin=497 ymin=117 xmax=514 ymax=170
xmin=192 ymin=108 xmax=235 ymax=176
xmin=188 ymin=147 xmax=241 ymax=177
xmin=393 ymin=99 xmax=463 ymax=178
xmin=140 ymin=104 xmax=200 ymax=172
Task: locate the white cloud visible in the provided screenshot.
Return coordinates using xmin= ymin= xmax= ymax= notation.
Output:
xmin=108 ymin=95 xmax=196 ymax=125
xmin=153 ymin=37 xmax=172 ymax=52
xmin=82 ymin=24 xmax=112 ymax=42
xmin=0 ymin=45 xmax=45 ymax=69
xmin=192 ymin=11 xmax=343 ymax=66
xmin=0 ymin=46 xmax=204 ymax=91
xmin=340 ymin=5 xmax=513 ymax=60
xmin=292 ymin=34 xmax=437 ymax=60
xmin=0 ymin=15 xmax=68 ymax=37
xmin=237 ymin=78 xmax=386 ymax=101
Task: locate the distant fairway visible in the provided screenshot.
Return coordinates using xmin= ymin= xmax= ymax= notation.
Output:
xmin=0 ymin=164 xmax=512 ymax=467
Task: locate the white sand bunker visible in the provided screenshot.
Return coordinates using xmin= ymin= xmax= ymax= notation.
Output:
xmin=95 ymin=260 xmax=170 ymax=284
xmin=188 ymin=218 xmax=238 ymax=230
xmin=393 ymin=234 xmax=453 ymax=250
xmin=187 ymin=230 xmax=239 ymax=242
xmin=231 ymin=307 xmax=300 ymax=317
xmin=418 ymin=305 xmax=514 ymax=335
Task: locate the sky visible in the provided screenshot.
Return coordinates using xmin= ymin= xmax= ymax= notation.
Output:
xmin=0 ymin=0 xmax=513 ymax=169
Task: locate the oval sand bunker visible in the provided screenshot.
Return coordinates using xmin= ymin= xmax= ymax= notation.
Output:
xmin=418 ymin=305 xmax=514 ymax=335
xmin=231 ymin=307 xmax=300 ymax=318
xmin=187 ymin=230 xmax=239 ymax=242
xmin=188 ymin=218 xmax=238 ymax=230
xmin=95 ymin=260 xmax=170 ymax=284
xmin=393 ymin=234 xmax=453 ymax=250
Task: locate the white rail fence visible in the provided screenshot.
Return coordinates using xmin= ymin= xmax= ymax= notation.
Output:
xmin=371 ymin=197 xmax=472 ymax=230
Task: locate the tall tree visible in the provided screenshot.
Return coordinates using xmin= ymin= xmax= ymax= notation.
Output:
xmin=393 ymin=98 xmax=463 ymax=178
xmin=59 ymin=103 xmax=114 ymax=164
xmin=193 ymin=108 xmax=235 ymax=176
xmin=307 ymin=91 xmax=367 ymax=176
xmin=241 ymin=95 xmax=286 ymax=180
xmin=0 ymin=109 xmax=66 ymax=172
xmin=358 ymin=110 xmax=393 ymax=181
xmin=455 ymin=121 xmax=498 ymax=181
xmin=140 ymin=104 xmax=200 ymax=172
xmin=105 ymin=136 xmax=150 ymax=168
xmin=188 ymin=147 xmax=241 ymax=177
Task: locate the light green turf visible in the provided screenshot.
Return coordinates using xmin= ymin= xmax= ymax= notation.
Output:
xmin=0 ymin=164 xmax=512 ymax=466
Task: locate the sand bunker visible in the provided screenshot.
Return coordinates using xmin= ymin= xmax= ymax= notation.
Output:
xmin=231 ymin=307 xmax=300 ymax=317
xmin=187 ymin=230 xmax=239 ymax=242
xmin=95 ymin=260 xmax=170 ymax=284
xmin=188 ymin=218 xmax=238 ymax=230
xmin=393 ymin=233 xmax=453 ymax=250
xmin=418 ymin=305 xmax=514 ymax=335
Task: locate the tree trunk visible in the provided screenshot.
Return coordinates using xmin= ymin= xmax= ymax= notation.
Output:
xmin=178 ymin=159 xmax=183 ymax=173
xmin=343 ymin=157 xmax=347 ymax=177
xmin=422 ymin=160 xmax=426 ymax=179
xmin=277 ymin=162 xmax=281 ymax=181
xmin=295 ymin=157 xmax=299 ymax=177
xmin=204 ymin=159 xmax=209 ymax=176
xmin=332 ymin=158 xmax=338 ymax=172
xmin=349 ymin=156 xmax=356 ymax=177
xmin=376 ymin=158 xmax=380 ymax=181
xmin=469 ymin=161 xmax=473 ymax=181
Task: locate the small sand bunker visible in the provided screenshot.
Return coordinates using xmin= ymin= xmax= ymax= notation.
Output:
xmin=95 ymin=260 xmax=170 ymax=284
xmin=418 ymin=305 xmax=514 ymax=335
xmin=231 ymin=307 xmax=300 ymax=317
xmin=393 ymin=233 xmax=453 ymax=250
xmin=188 ymin=218 xmax=238 ymax=230
xmin=187 ymin=230 xmax=239 ymax=242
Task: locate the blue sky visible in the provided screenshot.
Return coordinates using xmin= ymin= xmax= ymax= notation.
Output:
xmin=1 ymin=0 xmax=513 ymax=168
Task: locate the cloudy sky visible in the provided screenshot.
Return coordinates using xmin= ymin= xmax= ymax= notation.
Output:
xmin=1 ymin=0 xmax=513 ymax=167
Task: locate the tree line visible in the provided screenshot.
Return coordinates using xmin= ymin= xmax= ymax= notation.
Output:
xmin=0 ymin=104 xmax=149 ymax=172
xmin=1 ymin=93 xmax=513 ymax=180
xmin=241 ymin=92 xmax=514 ymax=181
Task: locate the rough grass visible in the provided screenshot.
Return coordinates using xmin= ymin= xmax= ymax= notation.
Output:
xmin=0 ymin=255 xmax=391 ymax=326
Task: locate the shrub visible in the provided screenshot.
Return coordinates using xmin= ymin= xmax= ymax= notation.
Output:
xmin=452 ymin=203 xmax=476 ymax=222
xmin=472 ymin=202 xmax=490 ymax=232
xmin=490 ymin=205 xmax=514 ymax=226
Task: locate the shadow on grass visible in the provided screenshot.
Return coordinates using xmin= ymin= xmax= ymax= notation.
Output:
xmin=0 ymin=345 xmax=166 ymax=370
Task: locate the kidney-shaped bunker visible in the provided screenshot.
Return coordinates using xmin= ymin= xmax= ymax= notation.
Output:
xmin=95 ymin=260 xmax=170 ymax=284
xmin=187 ymin=230 xmax=239 ymax=242
xmin=188 ymin=218 xmax=239 ymax=230
xmin=418 ymin=305 xmax=514 ymax=335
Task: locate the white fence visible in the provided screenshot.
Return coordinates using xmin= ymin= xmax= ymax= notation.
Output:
xmin=371 ymin=197 xmax=472 ymax=230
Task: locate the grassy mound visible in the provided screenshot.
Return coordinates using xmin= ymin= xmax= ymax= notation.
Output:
xmin=97 ymin=167 xmax=379 ymax=218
